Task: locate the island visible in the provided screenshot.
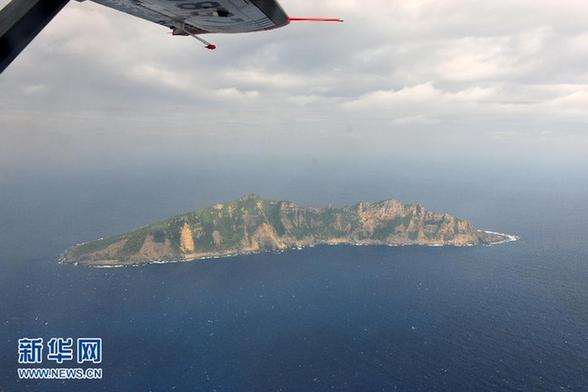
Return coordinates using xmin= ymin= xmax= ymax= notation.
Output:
xmin=62 ymin=194 xmax=516 ymax=266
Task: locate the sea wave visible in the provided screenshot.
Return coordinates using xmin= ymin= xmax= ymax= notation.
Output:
xmin=482 ymin=230 xmax=519 ymax=245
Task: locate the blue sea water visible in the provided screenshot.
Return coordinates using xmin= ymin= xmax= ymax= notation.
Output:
xmin=1 ymin=161 xmax=587 ymax=391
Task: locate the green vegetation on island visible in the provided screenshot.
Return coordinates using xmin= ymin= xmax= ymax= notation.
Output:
xmin=63 ymin=194 xmax=514 ymax=266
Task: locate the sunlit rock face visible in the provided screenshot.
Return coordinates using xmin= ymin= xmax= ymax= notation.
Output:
xmin=63 ymin=194 xmax=512 ymax=266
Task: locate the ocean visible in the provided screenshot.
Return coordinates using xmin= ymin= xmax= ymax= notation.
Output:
xmin=1 ymin=160 xmax=587 ymax=391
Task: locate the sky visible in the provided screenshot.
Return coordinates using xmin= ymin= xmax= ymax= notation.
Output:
xmin=1 ymin=0 xmax=588 ymax=175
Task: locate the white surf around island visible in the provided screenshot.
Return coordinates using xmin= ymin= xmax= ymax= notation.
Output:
xmin=479 ymin=230 xmax=519 ymax=245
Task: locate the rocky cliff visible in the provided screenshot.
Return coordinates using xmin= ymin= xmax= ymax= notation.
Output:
xmin=63 ymin=194 xmax=512 ymax=266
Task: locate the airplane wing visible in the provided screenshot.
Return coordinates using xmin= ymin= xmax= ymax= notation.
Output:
xmin=87 ymin=0 xmax=290 ymax=35
xmin=1 ymin=0 xmax=340 ymax=73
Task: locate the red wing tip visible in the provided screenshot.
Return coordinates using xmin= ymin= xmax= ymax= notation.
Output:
xmin=288 ymin=17 xmax=344 ymax=22
xmin=206 ymin=44 xmax=216 ymax=50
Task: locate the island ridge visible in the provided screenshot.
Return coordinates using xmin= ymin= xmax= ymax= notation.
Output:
xmin=63 ymin=194 xmax=514 ymax=266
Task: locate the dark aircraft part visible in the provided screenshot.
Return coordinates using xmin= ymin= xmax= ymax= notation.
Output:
xmin=216 ymin=8 xmax=229 ymax=17
xmin=0 ymin=0 xmax=69 ymax=74
xmin=249 ymin=0 xmax=288 ymax=29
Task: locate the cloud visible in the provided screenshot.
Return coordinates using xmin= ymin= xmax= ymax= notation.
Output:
xmin=1 ymin=0 xmax=588 ymax=171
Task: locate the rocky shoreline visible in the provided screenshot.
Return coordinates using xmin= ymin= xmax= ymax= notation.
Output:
xmin=62 ymin=195 xmax=517 ymax=267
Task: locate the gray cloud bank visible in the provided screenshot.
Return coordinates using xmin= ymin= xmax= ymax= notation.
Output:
xmin=1 ymin=0 xmax=587 ymax=173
